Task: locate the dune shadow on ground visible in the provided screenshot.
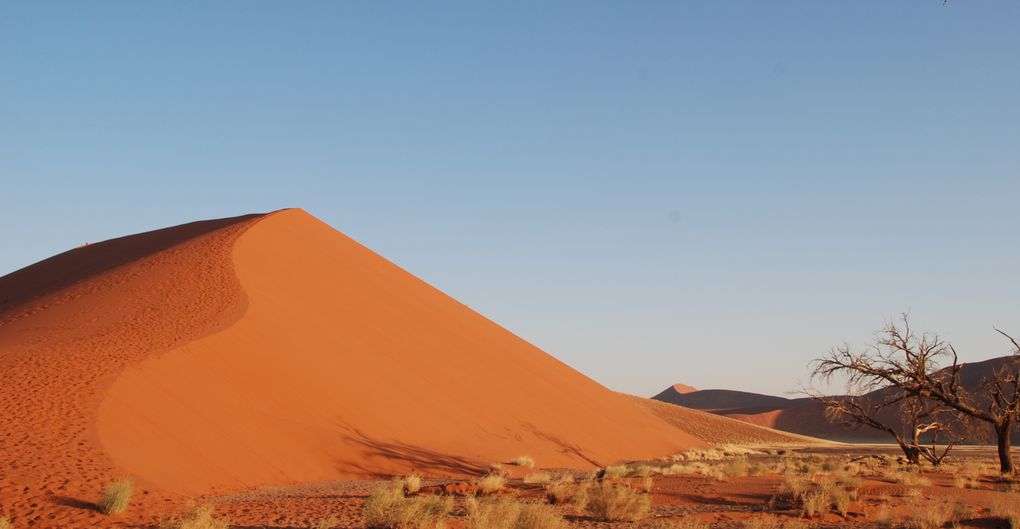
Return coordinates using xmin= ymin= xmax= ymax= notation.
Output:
xmin=339 ymin=427 xmax=485 ymax=477
xmin=50 ymin=495 xmax=97 ymax=511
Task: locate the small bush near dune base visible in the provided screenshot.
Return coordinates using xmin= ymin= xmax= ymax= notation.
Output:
xmin=584 ymin=482 xmax=651 ymax=522
xmin=363 ymin=483 xmax=453 ymax=529
xmin=403 ymin=474 xmax=423 ymax=495
xmin=511 ymin=456 xmax=535 ymax=468
xmin=545 ymin=478 xmax=584 ymax=507
xmin=603 ymin=465 xmax=628 ymax=479
xmin=0 ymin=516 xmax=11 ymax=529
xmin=524 ymin=472 xmax=552 ymax=484
xmin=477 ymin=474 xmax=507 ymax=495
xmin=465 ymin=495 xmax=562 ymax=529
xmin=904 ymin=500 xmax=959 ymax=529
xmin=724 ymin=457 xmax=750 ymax=478
xmin=799 ymin=489 xmax=829 ymax=519
xmin=161 ymin=504 xmax=230 ymax=529
xmin=98 ymin=478 xmax=134 ymax=515
xmin=874 ymin=504 xmax=894 ymax=528
xmin=626 ymin=465 xmax=653 ymax=478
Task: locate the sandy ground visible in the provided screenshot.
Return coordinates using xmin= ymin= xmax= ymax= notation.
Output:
xmin=5 ymin=444 xmax=1014 ymax=529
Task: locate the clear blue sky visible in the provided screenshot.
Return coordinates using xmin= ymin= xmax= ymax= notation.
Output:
xmin=2 ymin=2 xmax=1018 ymax=397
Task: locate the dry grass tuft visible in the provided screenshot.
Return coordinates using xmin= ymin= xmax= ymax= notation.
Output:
xmin=626 ymin=465 xmax=653 ymax=478
xmin=953 ymin=475 xmax=978 ymax=489
xmin=477 ymin=474 xmax=508 ymax=496
xmin=603 ymin=465 xmax=628 ymax=479
xmin=98 ymin=478 xmax=134 ymax=515
xmin=641 ymin=475 xmax=654 ymax=493
xmin=724 ymin=457 xmax=750 ymax=478
xmin=363 ymin=483 xmax=452 ymax=529
xmin=0 ymin=517 xmax=10 ymax=529
xmin=465 ymin=495 xmax=562 ymax=529
xmin=584 ymin=482 xmax=651 ymax=522
xmin=403 ymin=474 xmax=423 ymax=495
xmin=904 ymin=500 xmax=958 ymax=529
xmin=873 ymin=504 xmax=894 ymax=528
xmin=544 ymin=476 xmax=585 ymax=507
xmin=523 ymin=473 xmax=552 ymax=485
xmin=161 ymin=504 xmax=230 ymax=529
xmin=511 ymin=456 xmax=535 ymax=468
xmin=315 ymin=516 xmax=340 ymax=529
xmin=799 ymin=489 xmax=829 ymax=518
xmin=884 ymin=468 xmax=932 ymax=487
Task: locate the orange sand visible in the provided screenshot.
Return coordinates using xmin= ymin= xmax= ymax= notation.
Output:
xmin=0 ymin=209 xmax=707 ymax=517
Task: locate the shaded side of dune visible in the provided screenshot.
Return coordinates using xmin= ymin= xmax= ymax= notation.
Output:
xmin=0 ymin=213 xmax=264 ymax=519
xmin=97 ymin=209 xmax=708 ymax=493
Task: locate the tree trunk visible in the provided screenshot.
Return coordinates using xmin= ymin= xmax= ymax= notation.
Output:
xmin=996 ymin=422 xmax=1014 ymax=475
xmin=895 ymin=438 xmax=921 ymax=465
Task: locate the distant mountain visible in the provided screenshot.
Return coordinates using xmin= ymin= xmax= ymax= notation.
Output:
xmin=654 ymin=356 xmax=1015 ymax=442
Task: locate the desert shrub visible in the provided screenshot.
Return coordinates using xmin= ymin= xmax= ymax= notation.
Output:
xmin=603 ymin=465 xmax=628 ymax=479
xmin=828 ymin=486 xmax=850 ymax=518
xmin=800 ymin=489 xmax=829 ymax=518
xmin=524 ymin=473 xmax=552 ymax=484
xmin=904 ymin=500 xmax=958 ymax=529
xmin=724 ymin=457 xmax=750 ymax=478
xmin=544 ymin=477 xmax=577 ymax=506
xmin=404 ymin=474 xmax=423 ymax=495
xmin=363 ymin=483 xmax=452 ymax=529
xmin=778 ymin=471 xmax=811 ymax=500
xmin=511 ymin=456 xmax=535 ymax=468
xmin=0 ymin=517 xmax=10 ymax=529
xmin=477 ymin=474 xmax=507 ymax=495
xmin=953 ymin=475 xmax=977 ymax=489
xmin=874 ymin=504 xmax=895 ymax=528
xmin=992 ymin=498 xmax=1020 ymax=529
xmin=98 ymin=478 xmax=134 ymax=515
xmin=661 ymin=462 xmax=725 ymax=481
xmin=162 ymin=504 xmax=230 ymax=529
xmin=885 ymin=468 xmax=932 ymax=487
xmin=626 ymin=465 xmax=653 ymax=478
xmin=465 ymin=495 xmax=561 ymax=529
xmin=316 ymin=516 xmax=340 ymax=529
xmin=641 ymin=475 xmax=654 ymax=493
xmin=584 ymin=482 xmax=651 ymax=522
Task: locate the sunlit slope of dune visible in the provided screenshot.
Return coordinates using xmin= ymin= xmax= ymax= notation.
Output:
xmin=96 ymin=209 xmax=705 ymax=493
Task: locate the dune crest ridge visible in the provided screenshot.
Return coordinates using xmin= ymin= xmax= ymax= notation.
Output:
xmin=93 ymin=208 xmax=705 ymax=494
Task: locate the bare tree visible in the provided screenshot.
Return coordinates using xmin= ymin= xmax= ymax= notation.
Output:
xmin=808 ymin=374 xmax=958 ymax=465
xmin=813 ymin=315 xmax=1020 ymax=475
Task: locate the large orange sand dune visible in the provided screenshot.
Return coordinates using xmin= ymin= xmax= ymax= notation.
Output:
xmin=0 ymin=209 xmax=708 ymax=518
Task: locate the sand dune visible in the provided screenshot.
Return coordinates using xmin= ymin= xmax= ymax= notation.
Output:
xmin=1 ymin=209 xmax=708 ymax=506
xmin=621 ymin=394 xmax=828 ymax=446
